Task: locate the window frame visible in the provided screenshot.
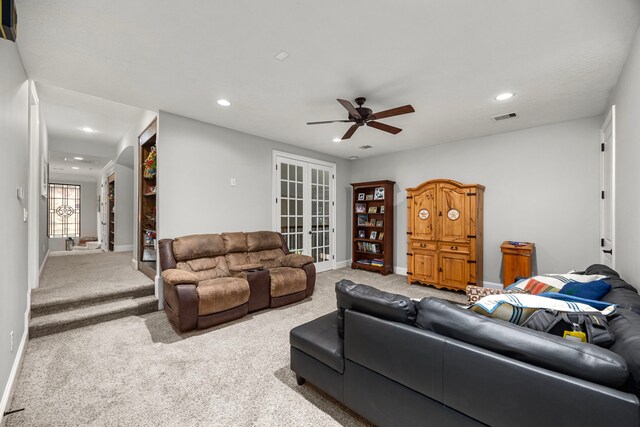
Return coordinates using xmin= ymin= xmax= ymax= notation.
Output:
xmin=48 ymin=182 xmax=82 ymax=238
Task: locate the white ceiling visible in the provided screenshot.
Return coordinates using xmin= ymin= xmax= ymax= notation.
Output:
xmin=16 ymin=0 xmax=640 ymax=159
xmin=48 ymin=151 xmax=110 ymax=179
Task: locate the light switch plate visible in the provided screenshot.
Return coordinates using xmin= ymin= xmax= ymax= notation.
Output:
xmin=230 ymin=178 xmax=237 ymax=186
xmin=23 ymin=208 xmax=28 ymax=222
xmin=16 ymin=187 xmax=24 ymax=200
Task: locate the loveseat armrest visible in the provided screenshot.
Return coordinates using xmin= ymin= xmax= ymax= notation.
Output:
xmin=162 ymin=268 xmax=199 ymax=286
xmin=230 ymin=263 xmax=264 ymax=273
xmin=281 ymin=254 xmax=313 ymax=268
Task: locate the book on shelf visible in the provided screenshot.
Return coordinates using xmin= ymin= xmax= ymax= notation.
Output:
xmin=371 ymin=258 xmax=384 ymax=267
xmin=356 ymin=241 xmax=381 ymax=253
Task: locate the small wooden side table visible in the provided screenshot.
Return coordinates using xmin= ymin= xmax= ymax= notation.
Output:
xmin=501 ymin=241 xmax=535 ymax=287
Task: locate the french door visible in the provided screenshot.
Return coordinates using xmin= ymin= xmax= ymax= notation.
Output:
xmin=273 ymin=152 xmax=336 ymax=272
xmin=600 ymin=105 xmax=615 ymax=267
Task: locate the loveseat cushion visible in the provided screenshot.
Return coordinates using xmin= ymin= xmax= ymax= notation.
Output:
xmin=247 ymin=231 xmax=282 ymax=251
xmin=249 ymin=249 xmax=286 ymax=269
xmin=335 ymin=280 xmax=417 ymax=338
xmin=221 ymin=232 xmax=248 ymax=253
xmin=196 ymin=277 xmax=249 ymax=315
xmin=177 ymin=255 xmax=231 ymax=281
xmin=161 ymin=268 xmax=198 ymax=286
xmin=416 ymin=297 xmax=629 ymax=388
xmin=281 ymin=253 xmax=313 ymax=268
xmin=269 ymin=267 xmax=307 ymax=297
xmin=290 ymin=311 xmax=344 ymax=373
xmin=172 ymin=234 xmax=226 ymax=261
xmin=608 ymin=309 xmax=640 ymax=396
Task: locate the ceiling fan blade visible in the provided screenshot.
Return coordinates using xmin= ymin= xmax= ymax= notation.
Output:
xmin=371 ymin=105 xmax=415 ymax=120
xmin=367 ymin=121 xmax=402 ymax=135
xmin=342 ymin=124 xmax=359 ymax=140
xmin=337 ymin=99 xmax=362 ymax=119
xmin=307 ymin=120 xmax=352 ymax=125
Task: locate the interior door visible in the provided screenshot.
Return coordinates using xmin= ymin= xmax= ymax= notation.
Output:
xmin=437 ymin=183 xmax=469 ymax=242
xmin=275 ymin=154 xmax=335 ymax=272
xmin=600 ymin=106 xmax=615 ymax=267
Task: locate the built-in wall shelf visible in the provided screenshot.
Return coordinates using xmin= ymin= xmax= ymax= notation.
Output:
xmin=138 ymin=118 xmax=158 ymax=280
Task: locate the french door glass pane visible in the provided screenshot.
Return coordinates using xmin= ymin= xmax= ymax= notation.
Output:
xmin=309 ymin=166 xmax=331 ymax=263
xmin=280 ymin=161 xmax=304 ymax=254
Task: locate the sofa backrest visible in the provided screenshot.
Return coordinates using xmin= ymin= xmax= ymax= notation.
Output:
xmin=222 ymin=231 xmax=286 ymax=270
xmin=172 ymin=234 xmax=230 ymax=281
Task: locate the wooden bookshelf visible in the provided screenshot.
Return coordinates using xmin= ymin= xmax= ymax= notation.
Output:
xmin=138 ymin=118 xmax=157 ymax=280
xmin=351 ymin=180 xmax=395 ymax=275
xmin=108 ymin=173 xmax=115 ymax=251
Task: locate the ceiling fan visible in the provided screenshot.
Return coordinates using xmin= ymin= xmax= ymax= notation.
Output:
xmin=307 ymin=97 xmax=415 ymax=140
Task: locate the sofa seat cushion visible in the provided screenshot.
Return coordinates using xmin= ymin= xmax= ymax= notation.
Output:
xmin=290 ymin=311 xmax=344 ymax=373
xmin=177 ymin=255 xmax=231 ymax=282
xmin=269 ymin=267 xmax=307 ymax=297
xmin=249 ymin=249 xmax=286 ymax=269
xmin=196 ymin=277 xmax=250 ymax=315
xmin=417 ymin=297 xmax=629 ymax=388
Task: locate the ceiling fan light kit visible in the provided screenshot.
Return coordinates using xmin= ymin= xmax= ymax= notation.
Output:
xmin=307 ymin=97 xmax=415 ymax=140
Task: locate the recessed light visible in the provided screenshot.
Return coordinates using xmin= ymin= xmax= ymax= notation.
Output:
xmin=217 ymin=99 xmax=231 ymax=107
xmin=71 ymin=166 xmax=80 ymax=170
xmin=495 ymin=92 xmax=514 ymax=101
xmin=73 ymin=156 xmax=84 ymax=161
xmin=332 ymin=137 xmax=341 ymax=143
xmin=274 ymin=50 xmax=290 ymax=62
xmin=348 ymin=156 xmax=359 ymax=160
xmin=81 ymin=127 xmax=96 ymax=133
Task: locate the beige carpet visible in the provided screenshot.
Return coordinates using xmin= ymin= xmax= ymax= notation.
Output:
xmin=7 ymin=268 xmax=466 ymax=426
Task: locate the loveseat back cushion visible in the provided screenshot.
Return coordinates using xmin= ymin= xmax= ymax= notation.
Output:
xmin=608 ymin=309 xmax=640 ymax=396
xmin=196 ymin=277 xmax=250 ymax=315
xmin=222 ymin=232 xmax=249 ymax=253
xmin=416 ymin=297 xmax=629 ymax=388
xmin=225 ymin=252 xmax=250 ymax=271
xmin=177 ymin=255 xmax=231 ymax=281
xmin=247 ymin=231 xmax=283 ymax=252
xmin=248 ymin=248 xmax=285 ymax=269
xmin=173 ymin=234 xmax=226 ymax=262
xmin=335 ymin=279 xmax=417 ymax=338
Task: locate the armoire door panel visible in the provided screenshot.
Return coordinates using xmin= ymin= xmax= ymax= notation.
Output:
xmin=437 ymin=184 xmax=469 ymax=242
xmin=439 ymin=252 xmax=469 ymax=289
xmin=410 ymin=184 xmax=436 ymax=241
xmin=413 ymin=250 xmax=437 ymax=284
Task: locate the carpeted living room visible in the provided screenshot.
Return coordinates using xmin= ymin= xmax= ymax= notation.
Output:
xmin=3 ymin=1 xmax=640 ymax=426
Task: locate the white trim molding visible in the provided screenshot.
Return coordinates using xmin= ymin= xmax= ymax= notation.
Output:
xmin=39 ymin=250 xmax=49 ymax=279
xmin=335 ymin=259 xmax=351 ymax=269
xmin=394 ymin=266 xmax=408 ymax=276
xmin=114 ymin=245 xmax=134 ymax=252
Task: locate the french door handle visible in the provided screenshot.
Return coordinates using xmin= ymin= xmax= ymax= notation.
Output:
xmin=602 ymin=249 xmax=613 ymax=254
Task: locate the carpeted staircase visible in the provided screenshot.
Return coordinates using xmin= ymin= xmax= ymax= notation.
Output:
xmin=30 ymin=284 xmax=158 ymax=338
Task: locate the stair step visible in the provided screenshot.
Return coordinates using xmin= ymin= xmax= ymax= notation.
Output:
xmin=31 ymin=284 xmax=155 ymax=318
xmin=29 ymin=295 xmax=158 ymax=338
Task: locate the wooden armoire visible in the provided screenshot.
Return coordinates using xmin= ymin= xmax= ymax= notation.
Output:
xmin=406 ymin=179 xmax=484 ymax=291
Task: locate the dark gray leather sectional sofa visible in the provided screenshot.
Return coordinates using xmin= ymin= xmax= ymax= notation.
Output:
xmin=290 ymin=265 xmax=640 ymax=426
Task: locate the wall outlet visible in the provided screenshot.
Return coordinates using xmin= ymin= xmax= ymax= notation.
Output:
xmin=10 ymin=331 xmax=14 ymax=352
xmin=230 ymin=178 xmax=237 ymax=186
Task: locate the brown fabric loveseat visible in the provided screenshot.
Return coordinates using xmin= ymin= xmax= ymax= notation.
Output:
xmin=158 ymin=231 xmax=316 ymax=332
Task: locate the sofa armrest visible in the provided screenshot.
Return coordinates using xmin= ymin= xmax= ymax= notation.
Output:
xmin=230 ymin=263 xmax=264 ymax=273
xmin=162 ymin=268 xmax=199 ymax=286
xmin=281 ymin=254 xmax=313 ymax=268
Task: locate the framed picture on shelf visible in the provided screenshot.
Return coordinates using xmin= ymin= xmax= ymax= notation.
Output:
xmin=368 ymin=207 xmax=377 ymax=214
xmin=370 ymin=231 xmax=377 ymax=240
xmin=357 ymin=214 xmax=368 ymax=226
xmin=358 ymin=230 xmax=366 ymax=238
xmin=355 ymin=203 xmax=366 ymax=213
xmin=374 ymin=187 xmax=385 ymax=200
xmin=365 ymin=194 xmax=374 ymax=201
xmin=379 ymin=232 xmax=384 ymax=240
xmin=380 ymin=206 xmax=385 ymax=214
xmin=376 ymin=220 xmax=384 ymax=227
xmin=357 ymin=193 xmax=365 ymax=201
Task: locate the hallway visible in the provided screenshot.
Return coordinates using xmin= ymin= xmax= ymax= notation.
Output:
xmin=30 ymin=252 xmax=157 ymax=337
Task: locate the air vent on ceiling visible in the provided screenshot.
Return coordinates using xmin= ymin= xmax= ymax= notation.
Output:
xmin=493 ymin=112 xmax=517 ymax=121
xmin=358 ymin=145 xmax=373 ymax=150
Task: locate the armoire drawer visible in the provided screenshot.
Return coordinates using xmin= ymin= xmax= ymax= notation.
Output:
xmin=410 ymin=241 xmax=437 ymax=251
xmin=437 ymin=243 xmax=470 ymax=254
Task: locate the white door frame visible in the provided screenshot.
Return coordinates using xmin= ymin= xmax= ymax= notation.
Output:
xmin=28 ymin=82 xmax=41 ymax=289
xmin=272 ymin=150 xmax=337 ymax=271
xmin=600 ymin=105 xmax=615 ymax=267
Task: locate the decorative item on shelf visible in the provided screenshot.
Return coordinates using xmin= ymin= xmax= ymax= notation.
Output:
xmin=143 ymin=145 xmax=157 ymax=179
xmin=368 ymin=206 xmax=377 ymax=214
xmin=374 ymin=187 xmax=385 ymax=200
xmin=365 ymin=194 xmax=374 ymax=201
xmin=358 ymin=230 xmax=366 ymax=238
xmin=370 ymin=231 xmax=377 ymax=239
xmin=355 ymin=203 xmax=366 ymax=213
xmin=357 ymin=193 xmax=365 ymax=201
xmin=380 ymin=206 xmax=385 ymax=214
xmin=379 ymin=232 xmax=384 ymax=240
xmin=357 ymin=214 xmax=368 ymax=226
xmin=376 ymin=220 xmax=384 ymax=227
xmin=147 ymin=185 xmax=156 ymax=194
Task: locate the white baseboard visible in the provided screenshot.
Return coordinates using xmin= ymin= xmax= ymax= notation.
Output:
xmin=130 ymin=258 xmax=138 ymax=270
xmin=114 ymin=245 xmax=133 ymax=252
xmin=38 ymin=250 xmax=49 ymax=280
xmin=483 ymin=281 xmax=503 ymax=289
xmin=155 ymin=275 xmax=164 ymax=310
xmin=335 ymin=259 xmax=350 ymax=269
xmin=0 ymin=327 xmax=28 ymax=422
xmin=394 ymin=266 xmax=408 ymax=276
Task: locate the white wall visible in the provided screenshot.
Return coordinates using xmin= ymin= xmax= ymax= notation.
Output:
xmin=114 ymin=162 xmax=134 ymax=250
xmin=157 ymin=111 xmax=352 ymax=263
xmin=47 ymin=175 xmax=98 ymax=251
xmin=0 ymin=39 xmax=30 ymax=416
xmin=38 ymin=108 xmax=49 ymax=267
xmin=350 ymin=117 xmax=602 ymax=284
xmin=611 ymin=26 xmax=640 ymax=289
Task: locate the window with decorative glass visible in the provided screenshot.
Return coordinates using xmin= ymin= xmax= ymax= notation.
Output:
xmin=48 ymin=183 xmax=81 ymax=238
